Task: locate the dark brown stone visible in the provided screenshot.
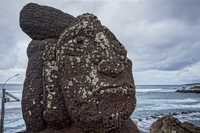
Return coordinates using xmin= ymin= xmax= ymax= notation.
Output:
xmin=21 ymin=3 xmax=138 ymax=133
xmin=22 ymin=40 xmax=47 ymax=132
xmin=20 ymin=3 xmax=77 ymax=40
xmin=150 ymin=115 xmax=200 ymax=133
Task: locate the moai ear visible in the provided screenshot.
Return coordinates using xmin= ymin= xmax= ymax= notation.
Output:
xmin=22 ymin=40 xmax=47 ymax=132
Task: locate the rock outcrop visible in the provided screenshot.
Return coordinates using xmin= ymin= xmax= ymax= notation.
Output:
xmin=150 ymin=115 xmax=200 ymax=133
xmin=21 ymin=3 xmax=139 ymax=133
xmin=176 ymin=86 xmax=200 ymax=94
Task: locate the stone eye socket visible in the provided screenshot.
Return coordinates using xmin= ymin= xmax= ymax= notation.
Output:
xmin=77 ymin=39 xmax=84 ymax=45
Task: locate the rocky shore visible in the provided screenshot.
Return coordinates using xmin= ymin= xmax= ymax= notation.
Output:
xmin=176 ymin=86 xmax=200 ymax=94
xmin=132 ymin=110 xmax=200 ymax=133
xmin=135 ymin=110 xmax=200 ymax=122
xmin=150 ymin=115 xmax=200 ymax=133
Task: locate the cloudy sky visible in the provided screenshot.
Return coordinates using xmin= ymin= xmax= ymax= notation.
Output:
xmin=0 ymin=0 xmax=200 ymax=85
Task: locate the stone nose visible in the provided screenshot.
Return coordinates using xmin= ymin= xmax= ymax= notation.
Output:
xmin=97 ymin=59 xmax=125 ymax=78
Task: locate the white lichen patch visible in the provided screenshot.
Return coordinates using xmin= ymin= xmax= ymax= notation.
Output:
xmin=28 ymin=110 xmax=32 ymax=116
xmin=48 ymin=94 xmax=53 ymax=100
xmin=73 ymin=77 xmax=78 ymax=83
xmin=86 ymin=76 xmax=91 ymax=83
xmin=47 ymin=101 xmax=51 ymax=108
xmin=82 ymin=88 xmax=87 ymax=98
xmin=95 ymin=32 xmax=109 ymax=49
xmin=88 ymin=91 xmax=92 ymax=96
xmin=82 ymin=21 xmax=88 ymax=27
xmin=111 ymin=113 xmax=115 ymax=118
xmin=90 ymin=66 xmax=99 ymax=91
xmin=44 ymin=61 xmax=58 ymax=83
xmin=85 ymin=58 xmax=90 ymax=64
xmin=68 ymin=81 xmax=73 ymax=86
xmin=76 ymin=57 xmax=81 ymax=63
xmin=32 ymin=99 xmax=36 ymax=105
xmin=100 ymin=90 xmax=104 ymax=94
xmin=116 ymin=112 xmax=119 ymax=116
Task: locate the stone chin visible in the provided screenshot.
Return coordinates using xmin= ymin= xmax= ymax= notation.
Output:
xmin=64 ymin=84 xmax=136 ymax=132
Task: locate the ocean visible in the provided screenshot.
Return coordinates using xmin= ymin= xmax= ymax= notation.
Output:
xmin=0 ymin=84 xmax=200 ymax=133
xmin=132 ymin=85 xmax=200 ymax=133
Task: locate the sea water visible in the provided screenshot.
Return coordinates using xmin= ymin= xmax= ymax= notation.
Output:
xmin=132 ymin=85 xmax=200 ymax=133
xmin=0 ymin=84 xmax=200 ymax=133
xmin=0 ymin=84 xmax=24 ymax=133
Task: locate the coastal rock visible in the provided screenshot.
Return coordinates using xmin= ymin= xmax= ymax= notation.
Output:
xmin=150 ymin=115 xmax=200 ymax=133
xmin=176 ymin=86 xmax=200 ymax=94
xmin=21 ymin=3 xmax=139 ymax=133
xmin=20 ymin=3 xmax=77 ymax=40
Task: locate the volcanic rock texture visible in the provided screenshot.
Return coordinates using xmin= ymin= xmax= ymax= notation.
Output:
xmin=150 ymin=115 xmax=200 ymax=133
xmin=20 ymin=3 xmax=139 ymax=133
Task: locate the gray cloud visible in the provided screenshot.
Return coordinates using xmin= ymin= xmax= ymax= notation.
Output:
xmin=0 ymin=0 xmax=200 ymax=84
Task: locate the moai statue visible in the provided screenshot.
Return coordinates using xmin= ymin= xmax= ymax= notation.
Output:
xmin=20 ymin=3 xmax=139 ymax=133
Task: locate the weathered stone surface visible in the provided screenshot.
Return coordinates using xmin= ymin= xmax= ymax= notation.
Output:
xmin=150 ymin=115 xmax=200 ymax=133
xmin=21 ymin=3 xmax=138 ymax=133
xmin=42 ymin=40 xmax=70 ymax=129
xmin=57 ymin=13 xmax=137 ymax=132
xmin=20 ymin=3 xmax=77 ymax=40
xmin=22 ymin=40 xmax=47 ymax=132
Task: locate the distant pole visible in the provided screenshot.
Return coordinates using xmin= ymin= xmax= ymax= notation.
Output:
xmin=0 ymin=74 xmax=19 ymax=133
xmin=0 ymin=89 xmax=5 ymax=133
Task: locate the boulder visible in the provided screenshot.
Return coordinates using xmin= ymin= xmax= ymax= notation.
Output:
xmin=20 ymin=3 xmax=77 ymax=40
xmin=150 ymin=115 xmax=200 ymax=133
xmin=21 ymin=3 xmax=139 ymax=133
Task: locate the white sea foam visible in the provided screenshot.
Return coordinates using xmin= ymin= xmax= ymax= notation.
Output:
xmin=148 ymin=98 xmax=196 ymax=103
xmin=136 ymin=88 xmax=162 ymax=92
xmin=137 ymin=98 xmax=198 ymax=105
xmin=160 ymin=98 xmax=198 ymax=103
xmin=131 ymin=116 xmax=157 ymax=133
xmin=136 ymin=103 xmax=200 ymax=111
xmin=136 ymin=88 xmax=177 ymax=93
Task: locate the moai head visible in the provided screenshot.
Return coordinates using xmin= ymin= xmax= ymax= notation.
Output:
xmin=20 ymin=3 xmax=137 ymax=132
xmin=57 ymin=13 xmax=136 ymax=132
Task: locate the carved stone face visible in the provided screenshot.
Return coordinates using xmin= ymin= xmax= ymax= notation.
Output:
xmin=57 ymin=14 xmax=136 ymax=132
